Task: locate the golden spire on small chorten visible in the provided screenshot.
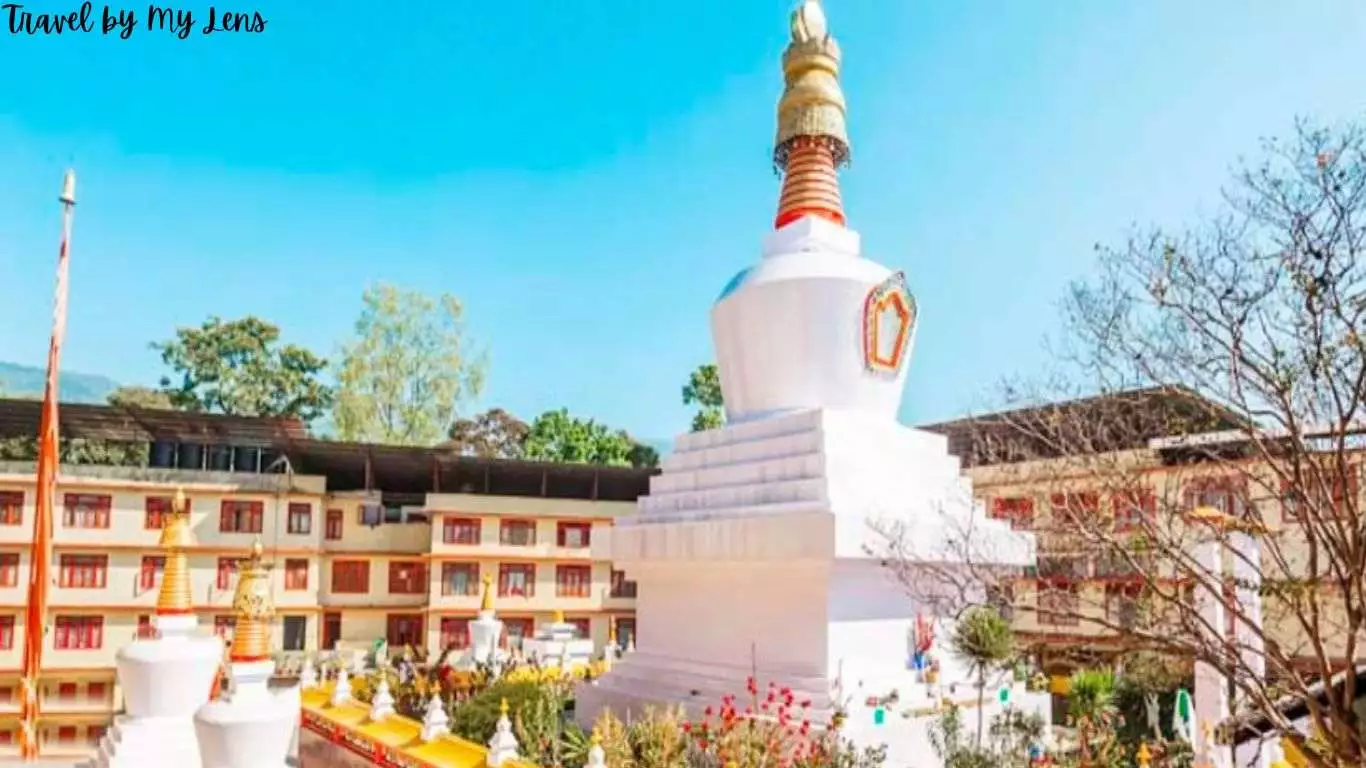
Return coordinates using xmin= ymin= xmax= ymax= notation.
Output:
xmin=552 ymin=609 xmax=565 ymax=625
xmin=479 ymin=572 xmax=495 ymax=612
xmin=773 ymin=0 xmax=850 ymax=230
xmin=155 ymin=488 xmax=195 ymax=615
xmin=228 ymin=538 xmax=274 ymax=663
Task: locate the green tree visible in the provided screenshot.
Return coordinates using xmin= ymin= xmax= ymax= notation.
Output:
xmin=107 ymin=385 xmax=173 ymax=409
xmin=333 ymin=284 xmax=487 ymax=445
xmin=682 ymin=362 xmax=724 ymax=432
xmin=950 ymin=606 xmax=1015 ymax=746
xmin=1067 ymin=669 xmax=1121 ymax=767
xmin=444 ymin=408 xmax=529 ymax=459
xmin=522 ymin=408 xmax=653 ymax=468
xmin=154 ymin=316 xmax=332 ymax=422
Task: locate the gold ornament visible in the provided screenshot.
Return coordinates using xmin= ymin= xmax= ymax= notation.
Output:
xmin=155 ymin=488 xmax=195 ymax=616
xmin=775 ymin=0 xmax=849 ymax=169
xmin=228 ymin=538 xmax=274 ymax=662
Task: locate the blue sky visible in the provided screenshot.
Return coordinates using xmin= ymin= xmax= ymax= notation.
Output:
xmin=1 ymin=1 xmax=1364 ymax=441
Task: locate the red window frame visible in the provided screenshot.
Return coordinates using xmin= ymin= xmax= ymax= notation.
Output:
xmin=0 ymin=616 xmax=13 ymax=649
xmin=86 ymin=724 xmax=106 ymax=746
xmin=284 ymin=558 xmax=309 ymax=591
xmin=500 ymin=617 xmax=535 ymax=648
xmin=499 ymin=519 xmax=536 ymax=546
xmin=218 ymin=500 xmax=263 ymax=534
xmin=213 ymin=615 xmax=235 ymax=639
xmin=385 ymin=613 xmax=424 ymax=647
xmin=0 ymin=490 xmax=23 ymax=525
xmin=58 ymin=554 xmax=108 ymax=589
xmin=555 ymin=564 xmax=591 ymax=597
xmin=53 ymin=616 xmax=103 ymax=650
xmin=56 ymin=726 xmax=77 ymax=743
xmin=1036 ymin=582 xmax=1080 ymax=627
xmin=86 ymin=682 xmax=107 ymax=701
xmin=567 ymin=617 xmax=590 ymax=638
xmin=442 ymin=517 xmax=481 ymax=545
xmin=287 ymin=502 xmax=312 ymax=535
xmin=1112 ymin=490 xmax=1156 ymax=532
xmin=136 ymin=614 xmax=155 ymax=639
xmin=139 ymin=556 xmax=165 ymax=591
xmin=0 ymin=553 xmax=17 ymax=587
xmin=441 ymin=562 xmax=481 ymax=596
xmin=216 ymin=557 xmax=239 ymax=590
xmin=144 ymin=495 xmax=188 ymax=530
xmin=609 ymin=569 xmax=637 ymax=598
xmin=331 ymin=560 xmax=369 ymax=593
xmin=1278 ymin=471 xmax=1358 ymax=522
xmin=556 ymin=522 xmax=592 ymax=548
xmin=57 ymin=682 xmax=78 ymax=700
xmin=1185 ymin=477 xmax=1248 ymax=518
xmin=1049 ymin=492 xmax=1099 ymax=526
xmin=62 ymin=493 xmax=111 ymax=529
xmin=439 ymin=617 xmax=471 ymax=650
xmin=989 ymin=497 xmax=1035 ymax=530
xmin=0 ymin=684 xmax=11 ymax=701
xmin=388 ymin=561 xmax=426 ymax=595
xmin=497 ymin=563 xmax=536 ymax=597
xmin=325 ymin=508 xmax=343 ymax=540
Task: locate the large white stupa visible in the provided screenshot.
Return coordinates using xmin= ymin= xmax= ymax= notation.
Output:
xmin=85 ymin=490 xmax=222 ymax=767
xmin=576 ymin=2 xmax=1045 ymax=762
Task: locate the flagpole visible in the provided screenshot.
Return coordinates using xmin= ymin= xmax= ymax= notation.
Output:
xmin=20 ymin=170 xmax=76 ymax=760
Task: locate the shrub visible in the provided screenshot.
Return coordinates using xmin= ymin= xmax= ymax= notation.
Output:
xmin=448 ymin=680 xmax=558 ymax=745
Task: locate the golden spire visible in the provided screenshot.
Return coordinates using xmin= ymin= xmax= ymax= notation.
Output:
xmin=479 ymin=572 xmax=494 ymax=612
xmin=499 ymin=697 xmax=509 ymax=716
xmin=155 ymin=489 xmax=195 ymax=616
xmin=608 ymin=619 xmax=617 ymax=647
xmin=552 ymin=609 xmax=565 ymax=625
xmin=228 ymin=538 xmax=274 ymax=663
xmin=773 ymin=0 xmax=850 ymax=229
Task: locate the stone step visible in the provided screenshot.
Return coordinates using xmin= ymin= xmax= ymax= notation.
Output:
xmin=641 ymin=476 xmax=828 ymax=514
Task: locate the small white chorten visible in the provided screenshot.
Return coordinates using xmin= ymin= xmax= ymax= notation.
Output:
xmin=332 ymin=665 xmax=353 ymax=705
xmin=421 ymin=694 xmax=450 ymax=743
xmin=94 ymin=490 xmax=221 ymax=768
xmin=299 ymin=656 xmax=318 ymax=689
xmin=486 ymin=697 xmax=521 ymax=767
xmin=454 ymin=574 xmax=508 ymax=671
xmin=585 ymin=731 xmax=608 ymax=768
xmin=194 ymin=539 xmax=301 ymax=768
xmin=369 ymin=676 xmax=396 ymax=722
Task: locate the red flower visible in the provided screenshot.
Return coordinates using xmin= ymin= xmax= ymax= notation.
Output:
xmin=683 ymin=722 xmax=693 ymax=733
xmin=800 ymin=699 xmax=812 ymax=708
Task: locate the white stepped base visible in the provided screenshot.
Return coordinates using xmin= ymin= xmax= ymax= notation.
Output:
xmin=91 ymin=714 xmax=201 ymax=767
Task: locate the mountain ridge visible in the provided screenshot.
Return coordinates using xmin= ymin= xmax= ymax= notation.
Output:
xmin=0 ymin=361 xmax=120 ymax=404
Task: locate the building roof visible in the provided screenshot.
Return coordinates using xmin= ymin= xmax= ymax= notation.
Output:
xmin=0 ymin=398 xmax=654 ymax=502
xmin=1224 ymin=664 xmax=1366 ymax=746
xmin=919 ymin=386 xmax=1251 ymax=468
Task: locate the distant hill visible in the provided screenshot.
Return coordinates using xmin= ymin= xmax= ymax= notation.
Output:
xmin=0 ymin=361 xmax=120 ymax=404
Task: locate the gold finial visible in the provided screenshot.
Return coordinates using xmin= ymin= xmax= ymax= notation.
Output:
xmin=155 ymin=488 xmax=195 ymax=616
xmin=553 ymin=609 xmax=565 ymax=625
xmin=479 ymin=572 xmax=495 ymax=612
xmin=608 ymin=620 xmax=617 ymax=646
xmin=228 ymin=537 xmax=274 ymax=662
xmin=775 ymin=0 xmax=849 ymax=169
xmin=591 ymin=727 xmax=602 ymax=747
xmin=1136 ymin=743 xmax=1152 ymax=767
xmin=499 ymin=697 xmax=509 ymax=716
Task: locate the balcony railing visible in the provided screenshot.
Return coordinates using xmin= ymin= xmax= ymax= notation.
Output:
xmin=608 ymin=580 xmax=637 ymax=599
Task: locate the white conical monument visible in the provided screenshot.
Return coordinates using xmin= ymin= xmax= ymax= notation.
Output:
xmin=194 ymin=539 xmax=300 ymax=768
xmin=94 ymin=490 xmax=221 ymax=767
xmin=459 ymin=573 xmax=506 ymax=670
xmin=486 ymin=698 xmax=521 ymax=767
xmin=421 ymin=693 xmax=450 ymax=742
xmin=575 ymin=3 xmax=1042 ymax=764
xmin=332 ymin=664 xmax=353 ymax=705
xmin=369 ymin=676 xmax=396 ymax=722
xmin=299 ymin=655 xmax=318 ymax=689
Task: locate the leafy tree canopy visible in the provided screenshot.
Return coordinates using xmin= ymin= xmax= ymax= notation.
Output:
xmin=333 ymin=284 xmax=487 ymax=446
xmin=106 ymin=385 xmax=173 ymax=410
xmin=522 ymin=408 xmax=657 ymax=468
xmin=153 ymin=316 xmax=332 ymax=422
xmin=682 ymin=362 xmax=724 ymax=432
xmin=445 ymin=408 xmax=529 ymax=459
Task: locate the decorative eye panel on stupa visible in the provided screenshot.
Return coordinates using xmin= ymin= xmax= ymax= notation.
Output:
xmin=861 ymin=271 xmax=916 ymax=376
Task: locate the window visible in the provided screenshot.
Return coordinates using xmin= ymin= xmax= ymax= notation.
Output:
xmin=325 ymin=508 xmax=343 ymax=540
xmin=62 ymin=493 xmax=110 ymax=529
xmin=614 ymin=617 xmax=636 ymax=649
xmin=385 ymin=614 xmax=423 ymax=647
xmin=287 ymin=502 xmax=312 ymax=535
xmin=0 ymin=685 xmax=11 ymax=702
xmin=498 ymin=563 xmax=535 ymax=597
xmin=284 ymin=559 xmax=309 ymax=590
xmin=1037 ymin=584 xmax=1080 ymax=627
xmin=609 ymin=570 xmax=637 ymax=598
xmin=1186 ymin=478 xmax=1248 ymax=519
xmin=567 ymin=617 xmax=590 ymax=638
xmin=216 ymin=558 xmax=239 ymax=590
xmin=86 ymin=682 xmax=107 ymax=701
xmin=282 ymin=615 xmax=307 ymax=651
xmin=1113 ymin=490 xmax=1156 ymax=531
xmin=1048 ymin=492 xmax=1098 ymax=526
xmin=989 ymin=497 xmax=1035 ymax=530
xmin=87 ymin=725 xmax=106 ymax=746
xmin=441 ymin=563 xmax=480 ymax=596
xmin=0 ymin=490 xmax=23 ymax=525
xmin=331 ymin=560 xmax=369 ymax=593
xmin=499 ymin=520 xmax=536 ymax=546
xmin=986 ymin=583 xmax=1016 ymax=622
xmin=388 ymin=561 xmax=426 ymax=595
xmin=1279 ymin=471 xmax=1357 ymax=521
xmin=1105 ymin=584 xmax=1143 ymax=629
xmin=219 ymin=500 xmax=263 ymax=534
xmin=0 ymin=616 xmax=13 ymax=650
xmin=322 ymin=612 xmax=341 ymax=651
xmin=557 ymin=522 xmax=591 ymax=548
xmin=0 ymin=730 xmax=10 ymax=745
xmin=501 ymin=617 xmax=534 ymax=649
xmin=54 ymin=616 xmax=103 ymax=650
xmin=56 ymin=682 xmax=78 ymax=700
xmin=136 ymin=615 xmax=155 ymax=639
xmin=56 ymin=726 xmax=77 ymax=744
xmin=144 ymin=495 xmax=187 ymax=530
xmin=556 ymin=564 xmax=591 ymax=597
xmin=59 ymin=555 xmax=107 ymax=589
xmin=214 ymin=615 xmax=235 ymax=639
xmin=139 ymin=556 xmax=165 ymax=591
xmin=0 ymin=553 xmax=17 ymax=588
xmin=1037 ymin=555 xmax=1088 ymax=583
xmin=443 ymin=517 xmax=481 ymax=545
xmin=439 ymin=617 xmax=470 ymax=649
